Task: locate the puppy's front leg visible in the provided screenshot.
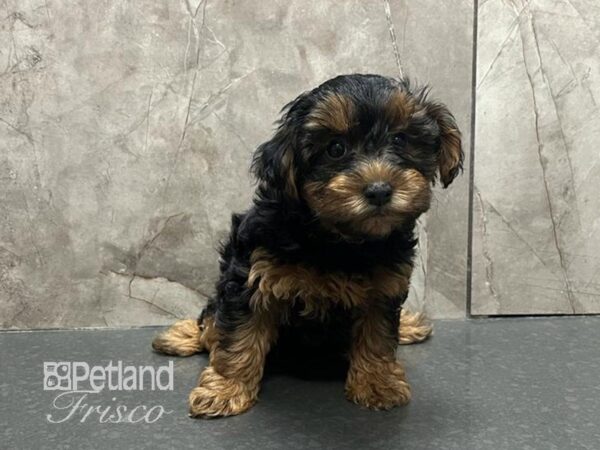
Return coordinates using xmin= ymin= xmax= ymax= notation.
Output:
xmin=189 ymin=308 xmax=278 ymax=418
xmin=345 ymin=300 xmax=411 ymax=410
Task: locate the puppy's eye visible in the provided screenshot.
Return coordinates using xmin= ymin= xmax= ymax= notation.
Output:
xmin=392 ymin=133 xmax=407 ymax=147
xmin=326 ymin=141 xmax=346 ymax=159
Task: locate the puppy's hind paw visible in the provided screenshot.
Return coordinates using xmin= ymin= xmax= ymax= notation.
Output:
xmin=398 ymin=309 xmax=433 ymax=345
xmin=152 ymin=319 xmax=201 ymax=356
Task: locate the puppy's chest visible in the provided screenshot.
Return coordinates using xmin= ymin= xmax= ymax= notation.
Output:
xmin=247 ymin=248 xmax=411 ymax=316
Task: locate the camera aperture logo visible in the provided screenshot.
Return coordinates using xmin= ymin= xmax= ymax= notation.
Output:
xmin=43 ymin=361 xmax=174 ymax=424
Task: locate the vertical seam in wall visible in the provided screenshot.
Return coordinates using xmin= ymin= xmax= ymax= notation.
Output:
xmin=466 ymin=0 xmax=479 ymax=317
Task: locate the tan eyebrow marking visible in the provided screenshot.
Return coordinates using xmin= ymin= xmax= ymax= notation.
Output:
xmin=384 ymin=90 xmax=420 ymax=126
xmin=305 ymin=93 xmax=356 ymax=133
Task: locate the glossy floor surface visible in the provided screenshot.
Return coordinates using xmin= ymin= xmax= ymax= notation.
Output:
xmin=2 ymin=317 xmax=599 ymax=449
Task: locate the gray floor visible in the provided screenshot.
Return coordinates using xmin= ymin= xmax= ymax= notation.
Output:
xmin=1 ymin=317 xmax=599 ymax=449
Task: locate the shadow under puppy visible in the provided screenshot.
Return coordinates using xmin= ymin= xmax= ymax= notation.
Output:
xmin=152 ymin=74 xmax=463 ymax=418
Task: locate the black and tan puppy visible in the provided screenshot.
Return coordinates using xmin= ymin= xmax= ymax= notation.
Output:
xmin=152 ymin=74 xmax=463 ymax=417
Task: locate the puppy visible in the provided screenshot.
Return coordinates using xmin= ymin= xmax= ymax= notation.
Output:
xmin=152 ymin=74 xmax=463 ymax=418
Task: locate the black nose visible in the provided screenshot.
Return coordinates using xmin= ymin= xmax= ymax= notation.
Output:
xmin=363 ymin=182 xmax=393 ymax=206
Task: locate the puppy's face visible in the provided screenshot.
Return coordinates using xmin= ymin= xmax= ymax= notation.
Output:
xmin=252 ymin=74 xmax=463 ymax=238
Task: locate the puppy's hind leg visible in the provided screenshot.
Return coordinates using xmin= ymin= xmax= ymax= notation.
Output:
xmin=152 ymin=314 xmax=218 ymax=356
xmin=398 ymin=309 xmax=433 ymax=345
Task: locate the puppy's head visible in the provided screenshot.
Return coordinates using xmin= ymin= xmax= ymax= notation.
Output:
xmin=252 ymin=74 xmax=463 ymax=238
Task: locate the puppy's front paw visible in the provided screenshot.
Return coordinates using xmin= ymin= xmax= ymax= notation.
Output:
xmin=189 ymin=367 xmax=256 ymax=418
xmin=345 ymin=362 xmax=411 ymax=410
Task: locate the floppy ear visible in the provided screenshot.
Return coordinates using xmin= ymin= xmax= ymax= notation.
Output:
xmin=251 ymin=94 xmax=310 ymax=199
xmin=426 ymin=102 xmax=464 ymax=188
xmin=251 ymin=124 xmax=298 ymax=199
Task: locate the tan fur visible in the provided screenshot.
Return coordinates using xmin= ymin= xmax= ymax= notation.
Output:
xmin=152 ymin=319 xmax=202 ymax=356
xmin=398 ymin=309 xmax=433 ymax=345
xmin=197 ymin=316 xmax=220 ymax=353
xmin=304 ymin=161 xmax=431 ymax=237
xmin=305 ymin=93 xmax=355 ymax=133
xmin=189 ymin=307 xmax=280 ymax=417
xmin=345 ymin=303 xmax=411 ymax=410
xmin=384 ymin=90 xmax=419 ymax=126
xmin=189 ymin=367 xmax=257 ymax=418
xmin=438 ymin=126 xmax=462 ymax=187
xmin=426 ymin=103 xmax=463 ymax=187
xmin=248 ymin=248 xmax=411 ymax=318
xmin=152 ymin=316 xmax=219 ymax=356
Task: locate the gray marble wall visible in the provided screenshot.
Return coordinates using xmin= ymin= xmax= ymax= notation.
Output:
xmin=472 ymin=0 xmax=600 ymax=314
xmin=0 ymin=0 xmax=473 ymax=328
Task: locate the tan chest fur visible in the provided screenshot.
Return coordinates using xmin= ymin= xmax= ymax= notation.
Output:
xmin=247 ymin=248 xmax=411 ymax=318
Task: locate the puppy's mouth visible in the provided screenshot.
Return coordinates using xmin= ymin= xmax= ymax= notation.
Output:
xmin=303 ymin=161 xmax=431 ymax=237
